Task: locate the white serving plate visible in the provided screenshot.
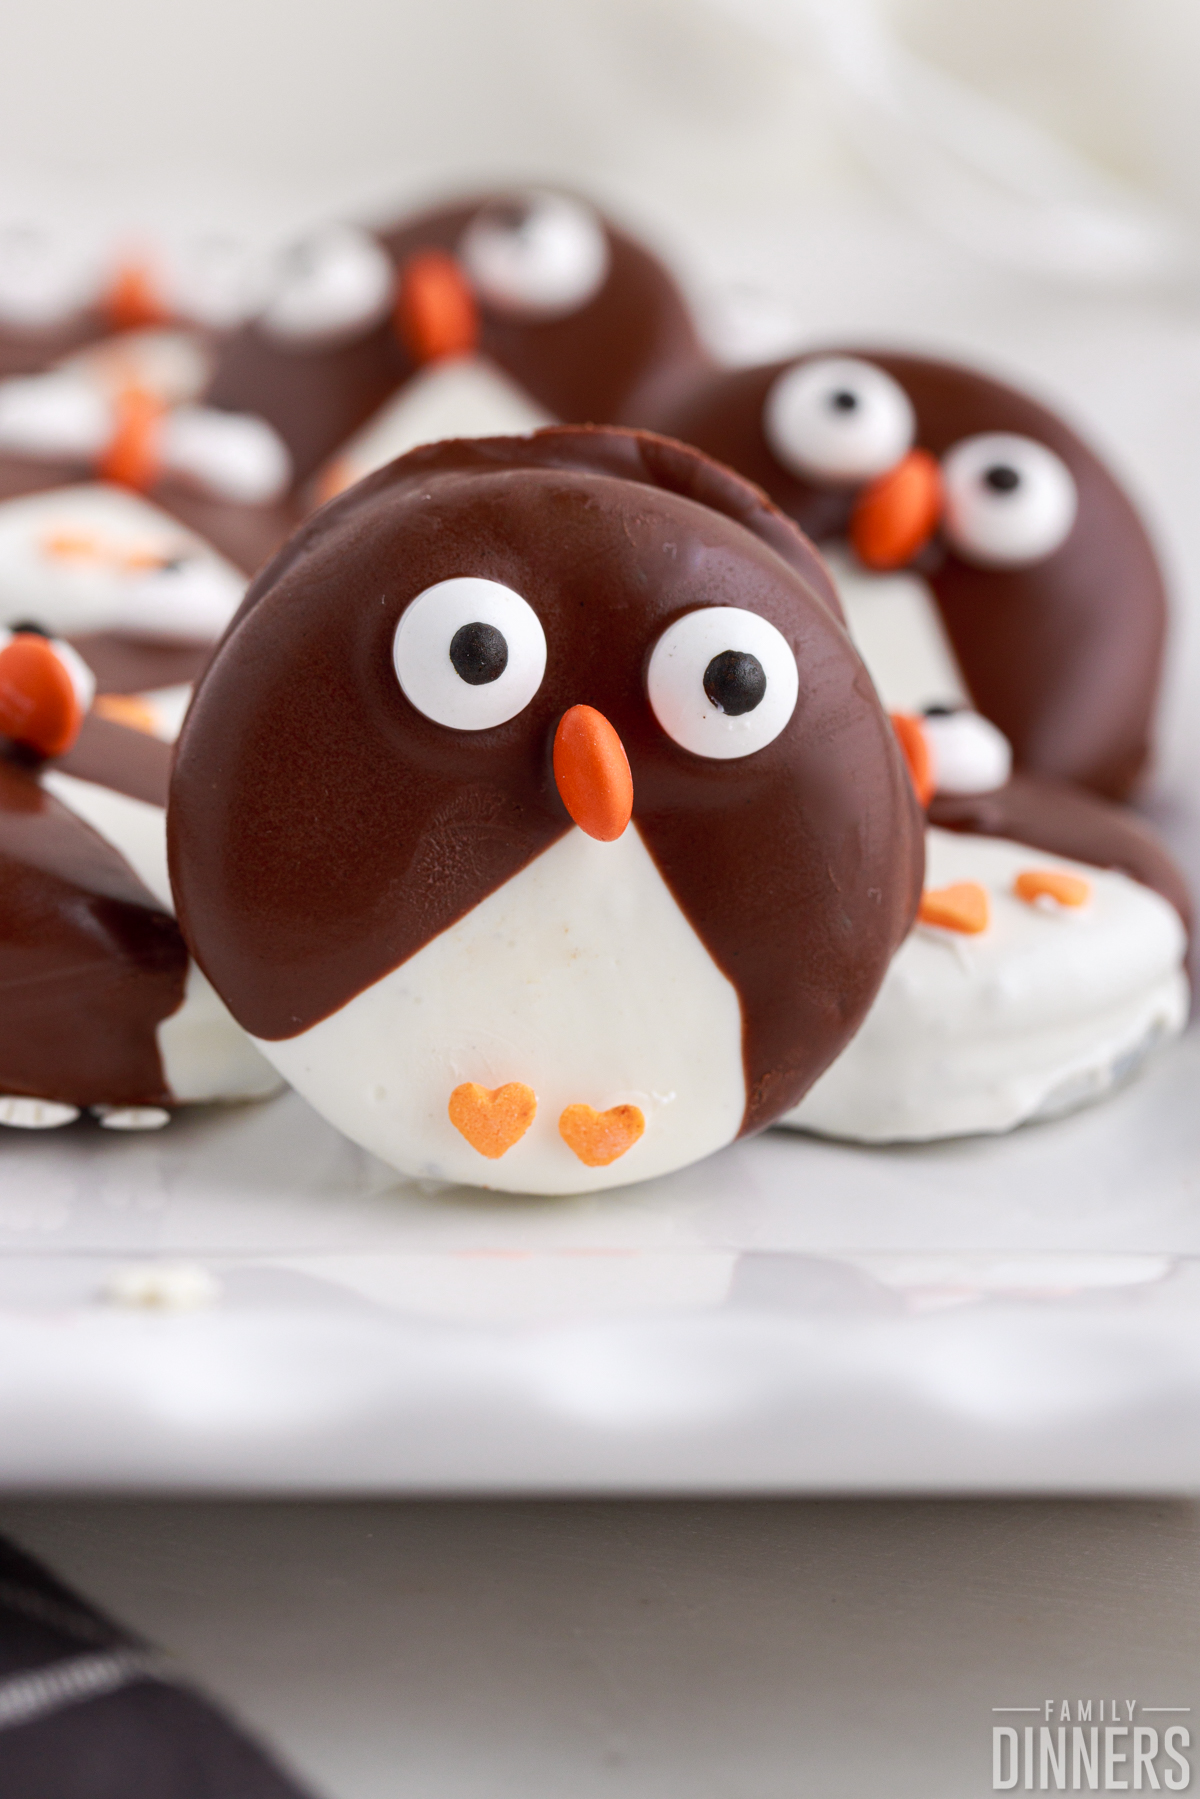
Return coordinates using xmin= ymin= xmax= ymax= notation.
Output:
xmin=3 ymin=211 xmax=1200 ymax=1498
xmin=1 ymin=1013 xmax=1199 ymax=1495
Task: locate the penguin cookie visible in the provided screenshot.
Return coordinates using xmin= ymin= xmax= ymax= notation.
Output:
xmin=0 ymin=336 xmax=296 ymax=579
xmin=0 ymin=631 xmax=280 ymax=1128
xmin=780 ymin=707 xmax=1189 ymax=1144
xmin=169 ymin=427 xmax=923 ymax=1193
xmin=0 ymin=476 xmax=259 ymax=739
xmin=207 ymin=189 xmax=707 ymax=489
xmin=652 ymin=351 xmax=1166 ymax=799
xmin=0 ymin=222 xmax=267 ymax=379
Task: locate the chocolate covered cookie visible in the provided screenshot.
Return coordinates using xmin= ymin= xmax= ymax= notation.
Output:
xmin=170 ymin=427 xmax=923 ymax=1192
xmin=652 ymin=351 xmax=1166 ymax=799
xmin=0 ymin=632 xmax=279 ymax=1126
xmin=781 ymin=707 xmax=1189 ymax=1143
xmin=207 ymin=190 xmax=708 ymax=486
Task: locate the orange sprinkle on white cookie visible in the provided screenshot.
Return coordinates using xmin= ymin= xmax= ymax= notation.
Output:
xmin=559 ymin=1102 xmax=645 ymax=1167
xmin=1014 ymin=868 xmax=1091 ymax=909
xmin=448 ymin=1081 xmax=536 ymax=1159
xmin=917 ymin=881 xmax=989 ymax=934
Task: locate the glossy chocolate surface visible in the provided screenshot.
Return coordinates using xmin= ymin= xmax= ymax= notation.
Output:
xmin=0 ymin=311 xmax=108 ymax=380
xmin=54 ymin=711 xmax=173 ymax=808
xmin=170 ymin=427 xmax=923 ymax=1134
xmin=377 ymin=197 xmax=708 ymax=429
xmin=206 ymin=194 xmax=709 ymax=486
xmin=67 ymin=632 xmax=212 ymax=696
xmin=654 ymin=353 xmax=1167 ymax=800
xmin=0 ymin=754 xmax=185 ymax=1105
xmin=206 ymin=316 xmax=408 ymax=490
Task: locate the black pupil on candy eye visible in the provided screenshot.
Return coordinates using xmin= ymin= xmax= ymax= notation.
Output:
xmin=984 ymin=464 xmax=1020 ymax=494
xmin=450 ymin=621 xmax=508 ymax=686
xmin=828 ymin=389 xmax=859 ymax=413
xmin=704 ymin=650 xmax=767 ymax=716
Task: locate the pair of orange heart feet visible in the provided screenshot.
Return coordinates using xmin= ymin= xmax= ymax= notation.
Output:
xmin=448 ymin=1082 xmax=645 ymax=1168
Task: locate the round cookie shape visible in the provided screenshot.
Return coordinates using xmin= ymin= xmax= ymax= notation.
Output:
xmin=653 ymin=352 xmax=1166 ymax=800
xmin=377 ymin=192 xmax=706 ymax=428
xmin=0 ymin=754 xmax=185 ymax=1106
xmin=783 ymin=825 xmax=1187 ymax=1144
xmin=205 ymin=191 xmax=708 ymax=486
xmin=169 ymin=426 xmax=923 ymax=1190
xmin=0 ymin=706 xmax=280 ymax=1117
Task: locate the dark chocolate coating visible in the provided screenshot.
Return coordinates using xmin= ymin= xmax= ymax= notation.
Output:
xmin=53 ymin=710 xmax=173 ymax=808
xmin=68 ymin=632 xmax=212 ymax=696
xmin=653 ymin=353 xmax=1167 ymax=800
xmin=206 ymin=316 xmax=408 ymax=490
xmin=206 ymin=193 xmax=709 ymax=487
xmin=0 ymin=755 xmax=185 ymax=1105
xmin=170 ymin=427 xmax=923 ymax=1135
xmin=929 ymin=772 xmax=1192 ymax=936
xmin=376 ymin=197 xmax=708 ymax=429
xmin=0 ymin=310 xmax=109 ymax=380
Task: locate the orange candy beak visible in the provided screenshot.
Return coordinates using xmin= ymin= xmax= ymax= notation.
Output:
xmin=0 ymin=634 xmax=86 ymax=758
xmin=890 ymin=711 xmax=935 ymax=809
xmin=553 ymin=705 xmax=634 ymax=842
xmin=850 ymin=449 xmax=942 ymax=571
xmin=104 ymin=258 xmax=170 ymax=332
xmin=98 ymin=388 xmax=165 ymax=491
xmin=395 ymin=250 xmax=480 ymax=364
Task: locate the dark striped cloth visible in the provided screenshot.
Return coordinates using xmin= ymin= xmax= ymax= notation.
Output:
xmin=0 ymin=1536 xmax=314 ymax=1797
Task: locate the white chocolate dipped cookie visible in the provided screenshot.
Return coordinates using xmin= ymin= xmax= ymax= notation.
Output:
xmin=784 ymin=827 xmax=1188 ymax=1144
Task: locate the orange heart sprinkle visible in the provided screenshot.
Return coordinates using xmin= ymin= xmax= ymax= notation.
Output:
xmin=448 ymin=1081 xmax=536 ymax=1159
xmin=1014 ymin=868 xmax=1091 ymax=909
xmin=918 ymin=881 xmax=989 ymax=934
xmin=558 ymin=1103 xmax=645 ymax=1168
xmin=93 ymin=693 xmax=159 ymax=736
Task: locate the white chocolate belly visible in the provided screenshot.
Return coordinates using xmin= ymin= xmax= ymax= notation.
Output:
xmin=783 ymin=827 xmax=1188 ymax=1144
xmin=824 ymin=544 xmax=969 ymax=714
xmin=255 ymin=825 xmax=747 ymax=1195
xmin=0 ymin=484 xmax=245 ymax=640
xmin=321 ymin=354 xmax=552 ymax=497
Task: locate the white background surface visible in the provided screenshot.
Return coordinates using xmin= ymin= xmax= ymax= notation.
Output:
xmin=4 ymin=0 xmax=1200 ymax=1789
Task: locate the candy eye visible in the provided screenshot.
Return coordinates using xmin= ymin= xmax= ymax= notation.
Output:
xmin=647 ymin=605 xmax=799 ymax=760
xmin=460 ymin=192 xmax=610 ymax=319
xmin=941 ymin=433 xmax=1077 ymax=566
xmin=763 ymin=357 xmax=915 ymax=484
xmin=921 ymin=706 xmax=1012 ymax=795
xmin=260 ymin=225 xmax=394 ymax=344
xmin=392 ymin=578 xmax=547 ymax=731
